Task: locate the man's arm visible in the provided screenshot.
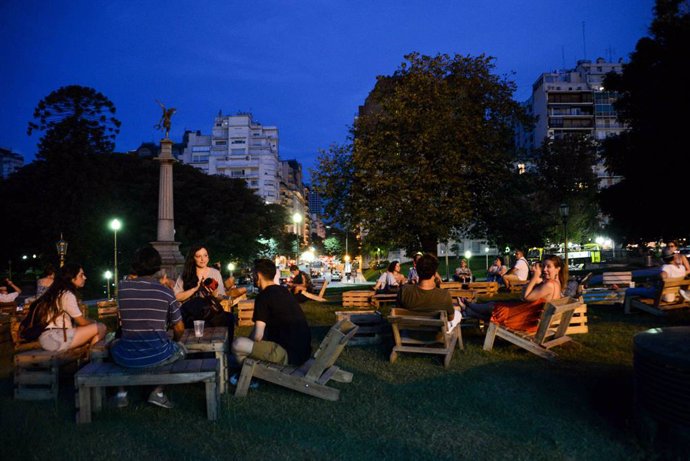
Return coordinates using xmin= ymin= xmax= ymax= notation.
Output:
xmin=251 ymin=320 xmax=266 ymax=342
xmin=5 ymin=279 xmax=21 ymax=295
xmin=172 ymin=320 xmax=185 ymax=341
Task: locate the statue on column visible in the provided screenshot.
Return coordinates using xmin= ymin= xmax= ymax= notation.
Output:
xmin=155 ymin=100 xmax=176 ymax=138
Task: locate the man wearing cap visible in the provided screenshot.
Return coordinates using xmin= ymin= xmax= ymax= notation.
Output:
xmin=623 ymin=247 xmax=687 ymax=306
xmin=0 ymin=278 xmax=22 ymax=303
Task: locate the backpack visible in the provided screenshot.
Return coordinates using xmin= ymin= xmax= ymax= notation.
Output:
xmin=18 ymin=299 xmax=50 ymax=343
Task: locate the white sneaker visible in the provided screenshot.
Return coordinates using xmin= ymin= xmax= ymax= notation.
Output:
xmin=680 ymin=289 xmax=690 ymax=303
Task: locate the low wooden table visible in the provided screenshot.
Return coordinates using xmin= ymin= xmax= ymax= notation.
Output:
xmin=181 ymin=327 xmax=229 ymax=394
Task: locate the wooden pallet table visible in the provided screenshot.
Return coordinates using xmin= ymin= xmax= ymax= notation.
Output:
xmin=342 ymin=290 xmax=374 ymax=309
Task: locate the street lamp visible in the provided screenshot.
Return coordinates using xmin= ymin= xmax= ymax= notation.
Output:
xmin=559 ymin=203 xmax=569 ymax=282
xmin=104 ymin=270 xmax=112 ymax=299
xmin=109 ymin=218 xmax=122 ymax=300
xmin=292 ymin=212 xmax=302 ymax=235
xmin=485 ymin=245 xmax=490 ymax=270
xmin=56 ymin=233 xmax=68 ymax=268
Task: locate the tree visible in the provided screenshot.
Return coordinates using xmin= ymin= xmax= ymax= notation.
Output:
xmin=27 ymin=85 xmax=121 ymax=161
xmin=313 ymin=53 xmax=530 ymax=255
xmin=323 ymin=236 xmax=342 ymax=256
xmin=600 ymin=0 xmax=690 ymax=242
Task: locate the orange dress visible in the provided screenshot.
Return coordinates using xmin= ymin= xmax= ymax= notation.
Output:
xmin=489 ymin=298 xmax=546 ymax=333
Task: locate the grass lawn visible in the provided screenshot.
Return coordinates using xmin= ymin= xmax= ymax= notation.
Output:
xmin=1 ymin=287 xmax=688 ymax=460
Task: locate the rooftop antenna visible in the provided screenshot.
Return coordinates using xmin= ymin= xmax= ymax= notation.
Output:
xmin=582 ymin=21 xmax=587 ymax=60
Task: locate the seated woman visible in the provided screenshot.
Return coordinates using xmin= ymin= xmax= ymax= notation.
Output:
xmin=486 ymin=257 xmax=507 ymax=284
xmin=36 ymin=264 xmax=56 ymax=299
xmin=36 ymin=263 xmax=106 ymax=352
xmin=452 ymin=259 xmax=473 ymax=283
xmin=174 ymin=245 xmax=234 ymax=338
xmin=372 ymin=261 xmax=405 ymax=294
xmin=461 ymin=255 xmax=564 ymax=332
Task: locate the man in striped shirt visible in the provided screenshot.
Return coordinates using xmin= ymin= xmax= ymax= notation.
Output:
xmin=110 ymin=246 xmax=185 ymax=409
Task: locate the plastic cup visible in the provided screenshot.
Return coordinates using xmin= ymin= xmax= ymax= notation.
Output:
xmin=193 ymin=320 xmax=205 ymax=337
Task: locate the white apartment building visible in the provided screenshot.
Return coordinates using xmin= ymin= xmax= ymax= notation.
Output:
xmin=181 ymin=113 xmax=281 ymax=204
xmin=517 ymin=58 xmax=627 ymax=188
xmin=0 ymin=147 xmax=23 ymax=178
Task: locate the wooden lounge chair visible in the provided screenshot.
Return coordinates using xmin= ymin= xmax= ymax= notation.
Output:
xmin=235 ymin=319 xmax=359 ymax=401
xmin=625 ymin=277 xmax=690 ymax=316
xmin=299 ymin=279 xmax=329 ymax=302
xmin=482 ymin=297 xmax=583 ymax=361
xmin=97 ymin=300 xmax=118 ymax=320
xmin=467 ymin=281 xmax=499 ymax=297
xmin=371 ymin=292 xmax=398 ymax=309
xmin=388 ymin=308 xmax=462 ymax=368
xmin=342 ymin=290 xmax=373 ymax=309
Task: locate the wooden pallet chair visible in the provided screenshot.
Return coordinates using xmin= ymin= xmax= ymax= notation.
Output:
xmin=299 ymin=279 xmax=329 ymax=302
xmin=583 ymin=271 xmax=634 ymax=305
xmin=236 ymin=299 xmax=255 ymax=327
xmin=0 ymin=301 xmax=18 ymax=315
xmin=342 ymin=290 xmax=373 ymax=309
xmin=508 ymin=280 xmax=529 ymax=294
xmin=334 ymin=310 xmax=388 ymax=346
xmin=467 ymin=281 xmax=499 ymax=297
xmin=97 ymin=300 xmax=118 ymax=320
xmin=625 ymin=277 xmax=690 ymax=316
xmin=220 ymin=293 xmax=248 ymax=313
xmin=235 ymin=319 xmax=359 ymax=401
xmin=371 ymin=292 xmax=398 ymax=309
xmin=439 ymin=281 xmax=464 ymax=290
xmin=388 ymin=308 xmax=462 ymax=369
xmin=482 ymin=297 xmax=583 ymax=361
xmin=603 ymin=271 xmax=635 ymax=288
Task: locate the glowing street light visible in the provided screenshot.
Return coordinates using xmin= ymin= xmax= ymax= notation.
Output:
xmin=104 ymin=270 xmax=112 ymax=299
xmin=292 ymin=212 xmax=302 ymax=235
xmin=109 ymin=218 xmax=122 ymax=300
xmin=485 ymin=245 xmax=490 ymax=270
xmin=56 ymin=233 xmax=68 ymax=267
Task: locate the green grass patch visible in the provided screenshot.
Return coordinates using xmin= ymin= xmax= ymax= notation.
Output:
xmin=1 ymin=287 xmax=688 ymax=459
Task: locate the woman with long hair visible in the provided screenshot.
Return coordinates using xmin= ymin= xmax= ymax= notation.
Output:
xmin=174 ymin=244 xmax=234 ymax=335
xmin=37 ymin=263 xmax=106 ymax=352
xmin=461 ymin=255 xmax=565 ymax=331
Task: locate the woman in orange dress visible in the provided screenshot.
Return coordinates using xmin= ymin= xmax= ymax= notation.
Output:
xmin=460 ymin=255 xmax=565 ymax=331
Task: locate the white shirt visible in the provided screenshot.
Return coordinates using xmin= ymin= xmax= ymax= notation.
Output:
xmin=0 ymin=292 xmax=19 ymax=303
xmin=513 ymin=258 xmax=529 ymax=281
xmin=661 ymin=264 xmax=687 ymax=302
xmin=45 ymin=292 xmax=83 ymax=329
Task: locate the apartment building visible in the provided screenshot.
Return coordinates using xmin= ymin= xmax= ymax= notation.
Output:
xmin=0 ymin=147 xmax=23 ymax=178
xmin=517 ymin=58 xmax=627 ymax=188
xmin=181 ymin=113 xmax=281 ymax=204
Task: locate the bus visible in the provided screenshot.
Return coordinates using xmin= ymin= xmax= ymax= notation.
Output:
xmin=527 ymin=243 xmax=601 ymax=270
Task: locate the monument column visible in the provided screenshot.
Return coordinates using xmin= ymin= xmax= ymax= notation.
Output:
xmin=151 ymin=138 xmax=184 ymax=277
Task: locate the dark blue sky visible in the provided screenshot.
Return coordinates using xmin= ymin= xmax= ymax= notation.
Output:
xmin=1 ymin=0 xmax=654 ymax=180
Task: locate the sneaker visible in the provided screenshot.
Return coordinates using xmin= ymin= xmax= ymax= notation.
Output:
xmin=148 ymin=391 xmax=174 ymax=409
xmin=229 ymin=373 xmax=259 ymax=389
xmin=116 ymin=391 xmax=129 ymax=408
xmin=680 ymin=289 xmax=690 ymax=303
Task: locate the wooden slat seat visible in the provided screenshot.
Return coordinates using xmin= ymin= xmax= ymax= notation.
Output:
xmin=602 ymin=271 xmax=635 ymax=288
xmin=97 ymin=300 xmax=118 ymax=320
xmin=334 ymin=310 xmax=389 ymax=345
xmin=508 ymin=280 xmax=529 ymax=293
xmin=14 ymin=345 xmax=89 ymax=400
xmin=388 ymin=308 xmax=462 ymax=368
xmin=625 ymin=277 xmax=690 ymax=316
xmin=236 ymin=299 xmax=255 ymax=326
xmin=467 ymin=281 xmax=499 ymax=297
xmin=371 ymin=293 xmax=398 ymax=309
xmin=342 ymin=290 xmax=373 ymax=309
xmin=482 ymin=297 xmax=584 ymax=360
xmin=235 ymin=319 xmax=358 ymax=401
xmin=75 ymin=358 xmax=219 ymax=423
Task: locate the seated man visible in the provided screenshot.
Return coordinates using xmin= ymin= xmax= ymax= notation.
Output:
xmin=287 ymin=264 xmax=312 ymax=302
xmin=486 ymin=257 xmax=507 ymax=284
xmin=0 ymin=278 xmax=22 ymax=303
xmin=398 ymin=253 xmax=461 ymax=331
xmin=110 ymin=246 xmax=186 ymax=409
xmin=503 ymin=249 xmax=529 ymax=290
xmin=624 ymin=246 xmax=687 ymax=304
xmin=231 ymin=259 xmax=312 ymax=374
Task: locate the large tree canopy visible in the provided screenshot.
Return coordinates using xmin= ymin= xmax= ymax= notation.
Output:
xmin=27 ymin=85 xmax=121 ymax=160
xmin=313 ymin=53 xmax=530 ymax=255
xmin=600 ymin=0 xmax=690 ymax=242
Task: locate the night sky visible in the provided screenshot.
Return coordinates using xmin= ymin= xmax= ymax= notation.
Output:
xmin=1 ymin=0 xmax=654 ymax=180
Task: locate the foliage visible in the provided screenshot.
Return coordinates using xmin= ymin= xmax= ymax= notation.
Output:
xmin=322 ymin=236 xmax=342 ymax=256
xmin=600 ymin=0 xmax=690 ymax=242
xmin=27 ymin=85 xmax=121 ymax=160
xmin=313 ymin=53 xmax=530 ymax=255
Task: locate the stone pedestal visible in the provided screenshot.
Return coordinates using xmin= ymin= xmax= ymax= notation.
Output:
xmin=150 ymin=138 xmax=184 ymax=278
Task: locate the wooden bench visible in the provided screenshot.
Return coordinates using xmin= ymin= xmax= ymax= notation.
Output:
xmin=0 ymin=301 xmax=18 ymax=315
xmin=75 ymin=358 xmax=219 ymax=423
xmin=439 ymin=282 xmax=464 ymax=290
xmin=14 ymin=346 xmax=89 ymax=400
xmin=508 ymin=280 xmax=529 ymax=293
xmin=467 ymin=281 xmax=499 ymax=297
xmin=580 ymin=271 xmax=635 ymax=305
xmin=551 ymin=303 xmax=588 ymax=334
xmin=342 ymin=290 xmax=373 ymax=309
xmin=603 ymin=271 xmax=635 ymax=288
xmin=625 ymin=277 xmax=690 ymax=316
xmin=97 ymin=300 xmax=119 ymax=320
xmin=335 ymin=310 xmax=389 ymax=345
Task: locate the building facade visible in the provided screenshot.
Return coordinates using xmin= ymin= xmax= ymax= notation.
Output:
xmin=517 ymin=58 xmax=627 ymax=188
xmin=280 ymin=160 xmax=309 ymax=245
xmin=0 ymin=147 xmax=23 ymax=178
xmin=181 ymin=113 xmax=281 ymax=204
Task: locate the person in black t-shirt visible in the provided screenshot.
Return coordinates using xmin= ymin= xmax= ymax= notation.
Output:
xmin=231 ymin=259 xmax=311 ymax=367
xmin=287 ymin=264 xmax=313 ymax=302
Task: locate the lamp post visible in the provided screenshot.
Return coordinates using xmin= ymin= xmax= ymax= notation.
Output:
xmin=109 ymin=219 xmax=122 ymax=300
xmin=56 ymin=233 xmax=68 ymax=268
xmin=104 ymin=270 xmax=112 ymax=299
xmin=227 ymin=262 xmax=235 ymax=279
xmin=559 ymin=203 xmax=569 ymax=283
xmin=485 ymin=245 xmax=490 ymax=270
xmin=292 ymin=212 xmax=302 ymax=235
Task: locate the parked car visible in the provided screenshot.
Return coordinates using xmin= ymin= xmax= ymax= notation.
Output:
xmin=331 ymin=271 xmax=342 ymax=282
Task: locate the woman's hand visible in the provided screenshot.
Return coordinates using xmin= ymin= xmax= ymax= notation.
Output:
xmin=531 ymin=263 xmax=543 ymax=284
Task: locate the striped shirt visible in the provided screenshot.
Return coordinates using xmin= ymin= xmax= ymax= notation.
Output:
xmin=110 ymin=277 xmax=182 ymax=368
